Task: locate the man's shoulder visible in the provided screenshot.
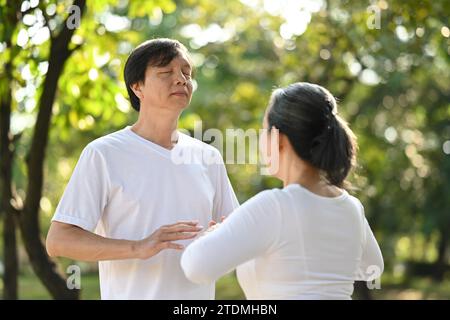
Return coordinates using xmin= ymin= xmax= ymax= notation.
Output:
xmin=85 ymin=127 xmax=130 ymax=155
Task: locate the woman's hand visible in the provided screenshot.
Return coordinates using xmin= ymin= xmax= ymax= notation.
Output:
xmin=208 ymin=215 xmax=226 ymax=228
xmin=201 ymin=215 xmax=226 ymax=235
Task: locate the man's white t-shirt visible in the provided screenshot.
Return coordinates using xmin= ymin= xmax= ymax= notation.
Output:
xmin=52 ymin=126 xmax=239 ymax=299
xmin=181 ymin=184 xmax=383 ymax=299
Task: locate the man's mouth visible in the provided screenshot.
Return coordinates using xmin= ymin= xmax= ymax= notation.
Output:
xmin=171 ymin=92 xmax=188 ymax=97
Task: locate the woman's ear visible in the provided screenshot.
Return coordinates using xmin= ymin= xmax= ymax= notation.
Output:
xmin=276 ymin=128 xmax=288 ymax=152
xmin=267 ymin=126 xmax=281 ymax=152
xmin=130 ymin=82 xmax=144 ymax=100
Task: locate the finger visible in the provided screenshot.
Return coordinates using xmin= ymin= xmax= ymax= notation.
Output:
xmin=221 ymin=215 xmax=226 ymax=222
xmin=160 ymin=232 xmax=199 ymax=241
xmin=178 ymin=220 xmax=199 ymax=225
xmin=159 ymin=224 xmax=202 ymax=234
xmin=208 ymin=220 xmax=217 ymax=228
xmin=164 ymin=221 xmax=199 ymax=228
xmin=165 ymin=224 xmax=204 ymax=233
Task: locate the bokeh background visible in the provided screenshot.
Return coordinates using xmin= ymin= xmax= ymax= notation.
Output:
xmin=0 ymin=0 xmax=449 ymax=299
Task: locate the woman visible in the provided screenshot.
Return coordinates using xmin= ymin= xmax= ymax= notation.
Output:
xmin=181 ymin=82 xmax=383 ymax=299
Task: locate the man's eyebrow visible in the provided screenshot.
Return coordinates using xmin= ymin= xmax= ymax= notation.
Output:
xmin=154 ymin=64 xmax=170 ymax=69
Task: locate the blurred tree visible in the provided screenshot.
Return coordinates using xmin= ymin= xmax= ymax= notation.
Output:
xmin=0 ymin=0 xmax=21 ymax=300
xmin=1 ymin=0 xmax=89 ymax=300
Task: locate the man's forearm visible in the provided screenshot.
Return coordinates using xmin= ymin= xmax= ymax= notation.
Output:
xmin=47 ymin=223 xmax=139 ymax=261
xmin=47 ymin=220 xmax=201 ymax=261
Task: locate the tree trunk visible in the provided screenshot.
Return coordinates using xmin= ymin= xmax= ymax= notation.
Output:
xmin=19 ymin=0 xmax=86 ymax=299
xmin=434 ymin=226 xmax=449 ymax=281
xmin=3 ymin=212 xmax=18 ymax=299
xmin=0 ymin=77 xmax=19 ymax=300
xmin=0 ymin=1 xmax=21 ymax=299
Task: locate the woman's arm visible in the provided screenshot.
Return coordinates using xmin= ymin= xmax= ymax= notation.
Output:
xmin=181 ymin=190 xmax=281 ymax=284
xmin=356 ymin=218 xmax=384 ymax=281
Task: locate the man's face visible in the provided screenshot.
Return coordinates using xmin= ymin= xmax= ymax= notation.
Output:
xmin=132 ymin=51 xmax=193 ymax=112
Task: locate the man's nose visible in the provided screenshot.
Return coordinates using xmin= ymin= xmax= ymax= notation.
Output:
xmin=174 ymin=71 xmax=187 ymax=86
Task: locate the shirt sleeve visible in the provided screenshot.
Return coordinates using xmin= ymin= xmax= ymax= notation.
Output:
xmin=208 ymin=148 xmax=240 ymax=221
xmin=356 ymin=206 xmax=384 ymax=281
xmin=181 ymin=190 xmax=281 ymax=284
xmin=51 ymin=145 xmax=110 ymax=232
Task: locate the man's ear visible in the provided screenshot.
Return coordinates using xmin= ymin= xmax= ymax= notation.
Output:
xmin=130 ymin=82 xmax=144 ymax=100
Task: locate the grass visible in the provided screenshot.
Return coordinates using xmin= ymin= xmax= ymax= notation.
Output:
xmin=1 ymin=272 xmax=449 ymax=300
xmin=0 ymin=271 xmax=244 ymax=300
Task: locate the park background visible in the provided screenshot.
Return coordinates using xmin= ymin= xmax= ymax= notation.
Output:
xmin=0 ymin=0 xmax=449 ymax=299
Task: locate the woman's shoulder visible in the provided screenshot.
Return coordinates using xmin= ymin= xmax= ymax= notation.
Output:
xmin=251 ymin=187 xmax=285 ymax=201
xmin=225 ymin=189 xmax=284 ymax=233
xmin=346 ymin=194 xmax=366 ymax=219
xmin=239 ymin=188 xmax=285 ymax=215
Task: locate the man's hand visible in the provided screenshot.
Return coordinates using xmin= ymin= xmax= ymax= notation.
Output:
xmin=136 ymin=221 xmax=203 ymax=259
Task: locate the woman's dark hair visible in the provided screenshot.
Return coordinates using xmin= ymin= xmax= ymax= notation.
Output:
xmin=124 ymin=38 xmax=192 ymax=111
xmin=267 ymin=82 xmax=357 ymax=188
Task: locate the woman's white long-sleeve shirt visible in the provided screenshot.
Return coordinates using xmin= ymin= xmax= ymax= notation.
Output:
xmin=181 ymin=184 xmax=383 ymax=300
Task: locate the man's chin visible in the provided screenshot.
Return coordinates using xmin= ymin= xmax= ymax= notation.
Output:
xmin=176 ymin=102 xmax=190 ymax=110
xmin=176 ymin=100 xmax=191 ymax=110
xmin=158 ymin=99 xmax=191 ymax=111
